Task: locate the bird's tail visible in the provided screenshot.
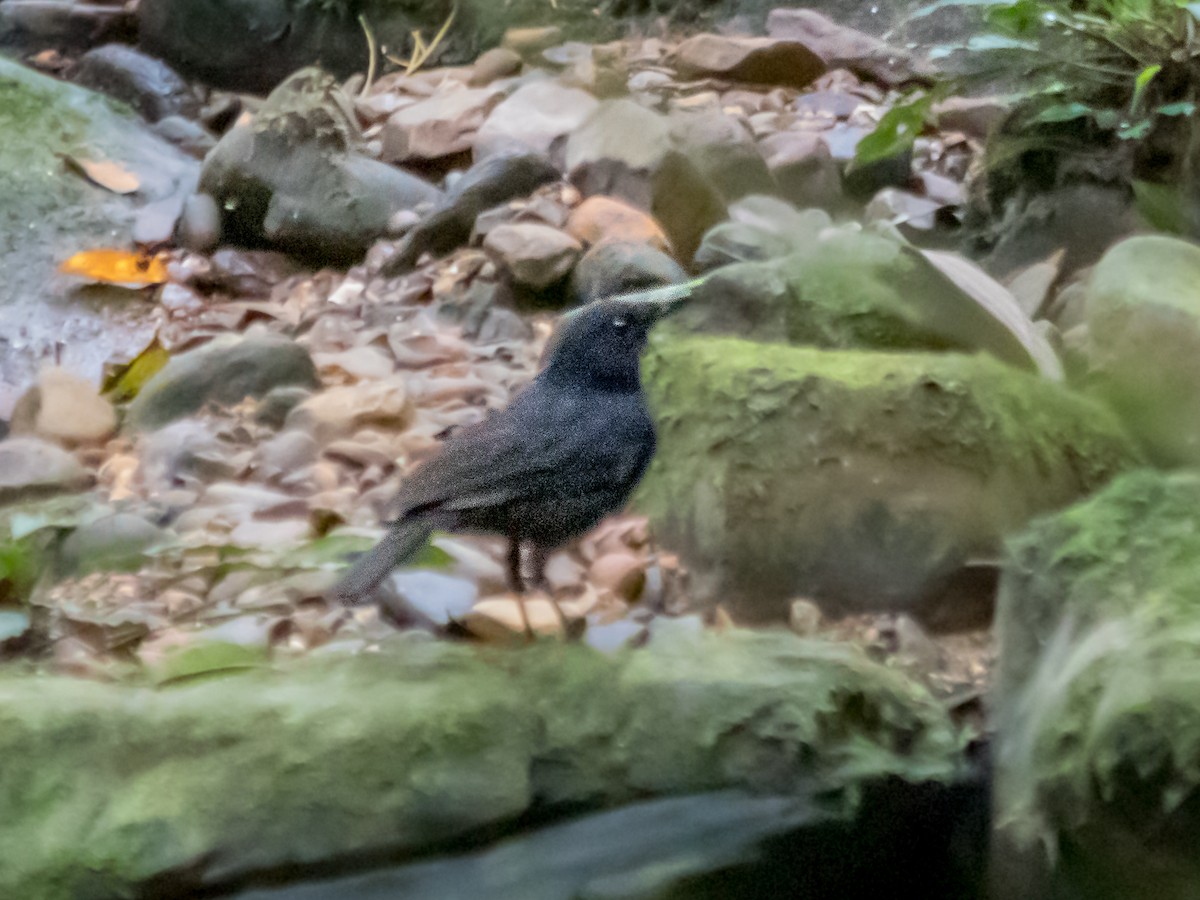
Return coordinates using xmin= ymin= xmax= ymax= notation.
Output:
xmin=333 ymin=519 xmax=435 ymax=606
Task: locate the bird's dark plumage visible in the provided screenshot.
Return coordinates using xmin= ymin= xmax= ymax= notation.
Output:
xmin=333 ymin=286 xmax=691 ymax=607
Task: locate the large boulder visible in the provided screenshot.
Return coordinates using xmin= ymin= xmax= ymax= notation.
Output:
xmin=680 ymin=223 xmax=1062 ymax=377
xmin=0 ymin=57 xmax=197 ymax=385
xmin=0 ymin=628 xmax=972 ymax=898
xmin=991 ymin=470 xmax=1200 ymax=900
xmin=1084 ymin=234 xmax=1200 ymax=466
xmin=198 ymin=68 xmax=443 ymax=264
xmin=639 ymin=337 xmax=1137 ymax=624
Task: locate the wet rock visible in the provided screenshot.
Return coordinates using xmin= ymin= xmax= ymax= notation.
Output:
xmin=0 ymin=436 xmax=89 ymax=504
xmin=992 ymin=470 xmax=1200 ymax=900
xmin=381 ymin=571 xmax=479 ymax=629
xmin=766 ymin=9 xmax=931 ymax=88
xmin=177 ymin=192 xmax=221 ymax=253
xmin=565 ymin=195 xmax=670 ymax=251
xmin=638 ymin=339 xmax=1137 ymax=623
xmin=468 ymin=46 xmax=523 ymax=86
xmin=570 ymin=241 xmax=687 ymax=304
xmin=284 ymin=377 xmax=412 ymax=444
xmin=483 ymin=223 xmax=581 ymax=290
xmin=0 ymin=0 xmax=133 ymax=54
xmin=152 ymin=115 xmax=217 ymax=159
xmin=127 ymin=333 xmax=319 ymax=432
xmin=9 ymin=367 xmax=116 ymax=447
xmin=382 ymin=151 xmax=560 ymax=276
xmin=474 ymin=80 xmax=598 ymax=160
xmin=673 ymin=35 xmax=825 ymax=89
xmin=61 ymin=512 xmax=165 ymax=574
xmin=199 ymin=69 xmax=444 ymax=264
xmin=1084 ymin=235 xmax=1200 ymax=466
xmin=0 ymin=57 xmax=196 ymax=386
xmin=381 ymin=87 xmax=503 ymax=163
xmin=73 ymin=43 xmax=200 ymax=123
xmin=0 ymin=628 xmax=966 ymax=898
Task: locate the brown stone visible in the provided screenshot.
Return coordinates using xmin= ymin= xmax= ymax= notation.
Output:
xmin=566 ymin=196 xmax=670 ymax=251
xmin=10 ymin=367 xmax=116 ymax=446
xmin=673 ymin=35 xmax=825 ymax=89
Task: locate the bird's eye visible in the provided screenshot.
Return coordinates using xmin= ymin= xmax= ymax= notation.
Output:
xmin=612 ymin=316 xmax=628 ymax=329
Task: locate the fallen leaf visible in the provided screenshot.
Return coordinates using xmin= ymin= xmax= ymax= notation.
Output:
xmin=60 ymin=249 xmax=169 ymax=286
xmin=61 ymin=155 xmax=140 ymax=194
xmin=101 ymin=336 xmax=170 ymax=402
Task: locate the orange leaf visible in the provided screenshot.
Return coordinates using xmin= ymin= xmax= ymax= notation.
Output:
xmin=60 ymin=155 xmax=140 ymax=194
xmin=59 ymin=249 xmax=169 ymax=286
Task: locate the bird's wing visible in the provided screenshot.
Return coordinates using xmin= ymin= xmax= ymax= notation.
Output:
xmin=394 ymin=382 xmax=649 ymax=517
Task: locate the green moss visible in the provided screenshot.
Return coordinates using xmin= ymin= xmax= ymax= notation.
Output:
xmin=638 ymin=337 xmax=1137 ymax=619
xmin=674 ymin=232 xmax=1055 ymax=375
xmin=994 ymin=470 xmax=1200 ymax=899
xmin=0 ymin=628 xmax=962 ymax=898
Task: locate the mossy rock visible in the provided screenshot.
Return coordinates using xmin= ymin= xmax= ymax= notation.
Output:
xmin=639 ymin=337 xmax=1137 ymax=623
xmin=198 ymin=68 xmax=444 ymax=263
xmin=674 ymin=228 xmax=1060 ymax=376
xmin=992 ymin=469 xmax=1200 ymax=900
xmin=0 ymin=57 xmax=196 ymax=384
xmin=0 ymin=627 xmax=964 ymax=897
xmin=1085 ymin=234 xmax=1200 ymax=467
xmin=125 ymin=333 xmax=319 ymax=431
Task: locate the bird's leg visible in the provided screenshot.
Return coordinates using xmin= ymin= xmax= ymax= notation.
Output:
xmin=506 ymin=535 xmax=535 ymax=640
xmin=530 ymin=544 xmax=573 ymax=640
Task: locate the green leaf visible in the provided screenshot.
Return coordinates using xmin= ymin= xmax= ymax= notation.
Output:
xmin=1117 ymin=119 xmax=1153 ymax=138
xmin=101 ymin=337 xmax=169 ymax=404
xmin=1156 ymin=100 xmax=1196 ymax=115
xmin=152 ymin=641 xmax=270 ymax=686
xmin=987 ymin=0 xmax=1043 ymax=34
xmin=1032 ymin=101 xmax=1094 ymax=122
xmin=1131 ymin=63 xmax=1162 ymax=111
xmin=852 ymin=94 xmax=935 ymax=169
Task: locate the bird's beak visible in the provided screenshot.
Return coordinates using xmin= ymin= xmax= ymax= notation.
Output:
xmin=609 ymin=278 xmax=701 ymax=323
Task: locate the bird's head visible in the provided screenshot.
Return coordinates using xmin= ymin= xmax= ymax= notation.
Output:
xmin=541 ymin=281 xmax=696 ymax=391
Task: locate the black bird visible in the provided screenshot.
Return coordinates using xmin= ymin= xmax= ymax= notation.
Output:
xmin=333 ymin=284 xmax=693 ymax=627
